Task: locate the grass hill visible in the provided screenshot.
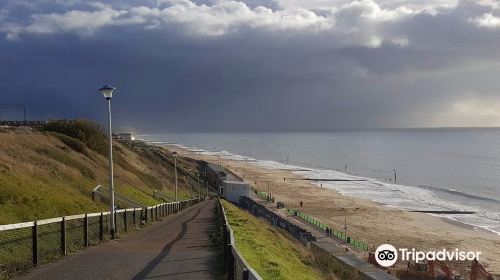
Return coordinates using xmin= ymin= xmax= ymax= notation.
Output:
xmin=0 ymin=120 xmax=201 ymax=225
xmin=221 ymin=200 xmax=332 ymax=280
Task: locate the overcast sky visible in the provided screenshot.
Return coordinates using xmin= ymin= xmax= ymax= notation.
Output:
xmin=1 ymin=0 xmax=500 ymax=131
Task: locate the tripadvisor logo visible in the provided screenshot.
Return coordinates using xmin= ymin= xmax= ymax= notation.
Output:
xmin=374 ymin=244 xmax=481 ymax=267
xmin=375 ymin=244 xmax=398 ymax=267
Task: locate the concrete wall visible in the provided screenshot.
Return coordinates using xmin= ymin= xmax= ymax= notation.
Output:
xmin=310 ymin=241 xmax=396 ymax=280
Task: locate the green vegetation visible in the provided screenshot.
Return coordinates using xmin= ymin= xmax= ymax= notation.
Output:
xmin=0 ymin=121 xmax=202 ymax=224
xmin=221 ymin=200 xmax=325 ymax=280
xmin=41 ymin=119 xmax=107 ymax=155
xmin=115 ymin=185 xmax=159 ymax=206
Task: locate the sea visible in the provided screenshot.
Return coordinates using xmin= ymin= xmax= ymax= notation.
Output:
xmin=138 ymin=128 xmax=500 ymax=235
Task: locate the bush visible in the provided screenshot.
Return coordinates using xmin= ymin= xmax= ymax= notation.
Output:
xmin=48 ymin=132 xmax=88 ymax=155
xmin=42 ymin=120 xmax=107 ymax=155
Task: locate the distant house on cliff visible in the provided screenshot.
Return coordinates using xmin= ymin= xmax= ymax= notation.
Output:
xmin=112 ymin=132 xmax=134 ymax=141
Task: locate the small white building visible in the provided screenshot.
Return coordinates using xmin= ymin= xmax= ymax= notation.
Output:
xmin=221 ymin=181 xmax=250 ymax=204
xmin=118 ymin=133 xmax=134 ymax=141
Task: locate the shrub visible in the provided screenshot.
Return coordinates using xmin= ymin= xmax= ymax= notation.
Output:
xmin=48 ymin=132 xmax=88 ymax=155
xmin=42 ymin=120 xmax=107 ymax=155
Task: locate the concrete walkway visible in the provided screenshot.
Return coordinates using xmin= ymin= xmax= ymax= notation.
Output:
xmin=18 ymin=200 xmax=224 ymax=280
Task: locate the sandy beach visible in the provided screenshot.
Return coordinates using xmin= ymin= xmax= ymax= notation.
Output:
xmin=166 ymin=145 xmax=500 ymax=277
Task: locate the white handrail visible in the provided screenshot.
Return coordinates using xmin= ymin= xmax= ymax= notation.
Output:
xmin=0 ymin=198 xmax=200 ymax=232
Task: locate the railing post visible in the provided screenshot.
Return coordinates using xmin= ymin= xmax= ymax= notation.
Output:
xmin=84 ymin=214 xmax=89 ymax=247
xmin=133 ymin=209 xmax=136 ymax=226
xmin=114 ymin=211 xmax=118 ymax=235
xmin=61 ymin=217 xmax=67 ymax=255
xmin=242 ymin=268 xmax=249 ymax=280
xmin=32 ymin=221 xmax=38 ymax=267
xmin=124 ymin=209 xmax=128 ymax=232
xmin=227 ymin=244 xmax=234 ymax=280
xmin=155 ymin=206 xmax=158 ymax=221
xmin=144 ymin=207 xmax=148 ymax=223
xmin=223 ymin=224 xmax=228 ymax=261
xmin=99 ymin=213 xmax=104 ymax=241
xmin=151 ymin=208 xmax=154 ymax=221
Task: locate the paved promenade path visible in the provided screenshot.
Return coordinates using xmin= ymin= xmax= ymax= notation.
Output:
xmin=18 ymin=200 xmax=223 ymax=280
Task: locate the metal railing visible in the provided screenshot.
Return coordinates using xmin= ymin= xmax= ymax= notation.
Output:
xmin=0 ymin=198 xmax=202 ymax=279
xmin=218 ymin=199 xmax=262 ymax=280
xmin=0 ymin=121 xmax=46 ymax=127
xmin=285 ymin=207 xmax=370 ymax=251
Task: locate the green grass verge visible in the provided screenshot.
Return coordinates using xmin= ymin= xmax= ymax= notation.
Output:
xmin=114 ymin=185 xmax=161 ymax=206
xmin=221 ymin=200 xmax=324 ymax=280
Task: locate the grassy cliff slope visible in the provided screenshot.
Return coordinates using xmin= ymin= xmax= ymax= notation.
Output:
xmin=221 ymin=200 xmax=330 ymax=280
xmin=0 ymin=120 xmax=200 ymax=225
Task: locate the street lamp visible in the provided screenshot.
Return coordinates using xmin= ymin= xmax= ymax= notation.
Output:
xmin=172 ymin=151 xmax=178 ymax=202
xmin=343 ymin=207 xmax=359 ymax=242
xmin=197 ymin=174 xmax=200 ymax=198
xmin=98 ymin=84 xmax=116 ymax=239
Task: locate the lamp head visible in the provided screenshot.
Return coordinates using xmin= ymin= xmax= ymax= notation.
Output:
xmin=172 ymin=151 xmax=178 ymax=158
xmin=98 ymin=84 xmax=116 ymax=100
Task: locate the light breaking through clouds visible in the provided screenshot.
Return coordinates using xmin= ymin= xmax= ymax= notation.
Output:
xmin=1 ymin=0 xmax=500 ymax=131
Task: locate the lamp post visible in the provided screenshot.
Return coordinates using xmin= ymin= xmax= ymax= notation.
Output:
xmin=267 ymin=181 xmax=270 ymax=201
xmin=344 ymin=208 xmax=347 ymax=241
xmin=98 ymin=84 xmax=116 ymax=239
xmin=197 ymin=174 xmax=200 ymax=198
xmin=172 ymin=151 xmax=178 ymax=202
xmin=343 ymin=207 xmax=359 ymax=242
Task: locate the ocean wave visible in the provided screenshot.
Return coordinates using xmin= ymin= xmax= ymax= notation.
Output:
xmin=242 ymin=152 xmax=500 ymax=235
xmin=418 ymin=185 xmax=500 ymax=204
xmin=148 ymin=140 xmax=500 ymax=236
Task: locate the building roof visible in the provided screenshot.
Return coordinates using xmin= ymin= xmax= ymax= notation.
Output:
xmin=207 ymin=163 xmax=226 ymax=173
xmin=223 ymin=180 xmax=249 ymax=185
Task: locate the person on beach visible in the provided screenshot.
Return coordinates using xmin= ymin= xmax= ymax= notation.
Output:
xmin=300 ymin=200 xmax=303 ymax=207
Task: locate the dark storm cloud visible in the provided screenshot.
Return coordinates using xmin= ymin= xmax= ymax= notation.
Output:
xmin=2 ymin=0 xmax=500 ymax=131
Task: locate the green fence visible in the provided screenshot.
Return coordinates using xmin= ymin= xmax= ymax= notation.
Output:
xmin=285 ymin=207 xmax=369 ymax=251
xmin=255 ymin=191 xmax=269 ymax=201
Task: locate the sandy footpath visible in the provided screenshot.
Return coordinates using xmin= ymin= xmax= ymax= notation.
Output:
xmin=166 ymin=145 xmax=500 ymax=277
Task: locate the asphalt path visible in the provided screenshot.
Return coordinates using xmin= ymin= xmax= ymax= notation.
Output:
xmin=18 ymin=200 xmax=223 ymax=280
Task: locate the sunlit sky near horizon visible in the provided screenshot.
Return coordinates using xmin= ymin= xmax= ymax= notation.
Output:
xmin=2 ymin=0 xmax=500 ymax=131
